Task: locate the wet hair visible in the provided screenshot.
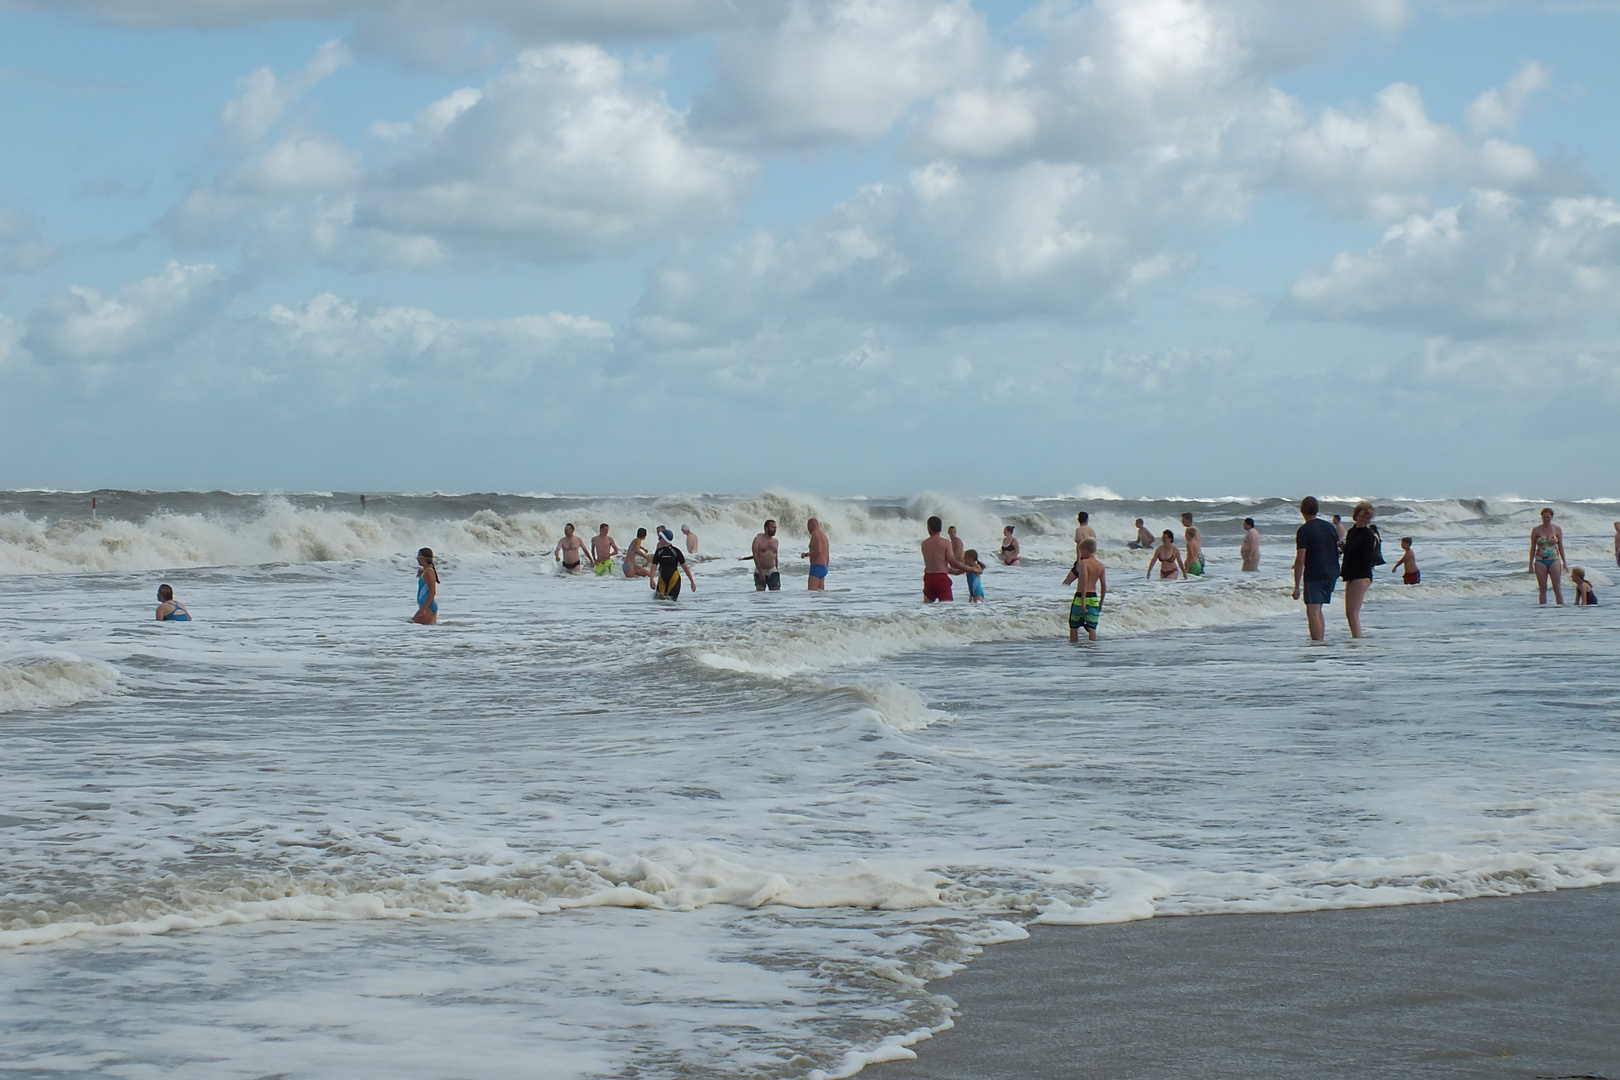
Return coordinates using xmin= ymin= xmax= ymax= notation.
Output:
xmin=1004 ymin=525 xmax=1015 ymax=533
xmin=1079 ymin=538 xmax=1097 ymax=555
xmin=417 ymin=547 xmax=440 ymax=579
xmin=1134 ymin=518 xmax=1144 ymax=526
xmin=1162 ymin=530 xmax=1175 ymax=541
xmin=1542 ymin=507 xmax=1554 ymax=516
xmin=964 ymin=548 xmax=978 ymax=563
xmin=1571 ymin=566 xmax=1586 ymax=581
xmin=636 ymin=527 xmax=647 ymax=538
xmin=1077 ymin=512 xmax=1089 ymax=524
xmin=1353 ymin=501 xmax=1375 ymax=521
xmin=157 ymin=584 xmax=174 ymax=602
xmin=927 ymin=516 xmax=943 ymax=534
xmin=1401 ymin=536 xmax=1413 ymax=545
xmin=565 ymin=522 xmax=575 ymax=531
xmin=764 ymin=519 xmax=776 ymax=529
xmin=1243 ymin=517 xmax=1255 ymax=528
xmin=1300 ymin=496 xmax=1320 ymax=516
xmin=599 ymin=523 xmax=610 ymax=531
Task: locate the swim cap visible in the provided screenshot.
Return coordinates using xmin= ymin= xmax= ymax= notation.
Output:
xmin=660 ymin=529 xmax=674 ymax=543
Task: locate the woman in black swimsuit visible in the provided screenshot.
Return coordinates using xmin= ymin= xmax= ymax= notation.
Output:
xmin=1340 ymin=501 xmax=1383 ymax=638
xmin=999 ymin=526 xmax=1021 ymax=566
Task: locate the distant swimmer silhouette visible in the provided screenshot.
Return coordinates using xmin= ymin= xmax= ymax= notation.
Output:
xmin=155 ymin=584 xmax=190 ymax=622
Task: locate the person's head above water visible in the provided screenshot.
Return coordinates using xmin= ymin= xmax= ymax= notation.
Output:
xmin=964 ymin=548 xmax=978 ymax=563
xmin=1162 ymin=530 xmax=1175 ymax=542
xmin=1181 ymin=512 xmax=1193 ymax=527
xmin=598 ymin=523 xmax=610 ymax=534
xmin=1401 ymin=536 xmax=1413 ymax=548
xmin=927 ymin=516 xmax=944 ymax=535
xmin=417 ymin=547 xmax=438 ymax=575
xmin=1541 ymin=507 xmax=1555 ymax=522
xmin=564 ymin=523 xmax=576 ymax=535
xmin=1135 ymin=518 xmax=1145 ymax=527
xmin=636 ymin=527 xmax=647 ymax=539
xmin=1079 ymin=538 xmax=1097 ymax=556
xmin=947 ymin=525 xmax=957 ymax=537
xmin=1243 ymin=517 xmax=1255 ymax=529
xmin=1003 ymin=525 xmax=1014 ymax=535
xmin=681 ymin=525 xmax=692 ymax=535
xmin=1300 ymin=496 xmax=1320 ymax=518
xmin=157 ymin=584 xmax=174 ymax=602
xmin=1077 ymin=511 xmax=1089 ymax=524
xmin=764 ymin=519 xmax=777 ymax=536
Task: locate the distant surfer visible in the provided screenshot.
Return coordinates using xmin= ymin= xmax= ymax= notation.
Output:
xmin=591 ymin=524 xmax=620 ymax=576
xmin=742 ymin=519 xmax=781 ymax=591
xmin=1241 ymin=518 xmax=1261 ymax=571
xmin=553 ymin=523 xmax=589 ymax=573
xmin=1129 ymin=519 xmax=1154 ymax=550
xmin=412 ymin=548 xmax=439 ymax=625
xmin=623 ymin=528 xmax=653 ymax=579
xmin=652 ymin=528 xmax=695 ymax=600
xmin=922 ymin=516 xmax=974 ymax=602
xmin=1529 ymin=507 xmax=1566 ymax=606
xmin=999 ymin=526 xmax=1020 ymax=566
xmin=802 ymin=517 xmax=830 ymax=590
xmin=1069 ymin=538 xmax=1106 ymax=642
xmin=1293 ymin=496 xmax=1341 ymax=641
xmin=682 ymin=525 xmax=699 ymax=555
xmin=156 ymin=584 xmax=191 ymax=622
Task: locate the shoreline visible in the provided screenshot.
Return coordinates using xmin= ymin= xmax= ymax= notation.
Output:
xmin=874 ymin=886 xmax=1620 ymax=1080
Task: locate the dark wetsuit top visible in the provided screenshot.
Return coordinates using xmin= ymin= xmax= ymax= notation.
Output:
xmin=1340 ymin=524 xmax=1384 ymax=582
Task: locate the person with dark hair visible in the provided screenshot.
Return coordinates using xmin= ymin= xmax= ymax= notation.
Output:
xmin=948 ymin=525 xmax=965 ymax=562
xmin=652 ymin=528 xmax=695 ymax=600
xmin=413 ymin=548 xmax=439 ymax=625
xmin=623 ymin=528 xmax=652 ymax=579
xmin=999 ymin=525 xmax=1021 ymax=566
xmin=1292 ymin=496 xmax=1340 ymax=641
xmin=922 ymin=516 xmax=973 ymax=602
xmin=553 ymin=524 xmax=588 ymax=573
xmin=591 ymin=524 xmax=620 ymax=576
xmin=1529 ymin=507 xmax=1566 ymax=605
xmin=1392 ymin=537 xmax=1420 ymax=585
xmin=1073 ymin=511 xmax=1095 ymax=564
xmin=1129 ymin=518 xmax=1154 ymax=550
xmin=1241 ymin=518 xmax=1261 ymax=572
xmin=1340 ymin=501 xmax=1383 ymax=638
xmin=1331 ymin=514 xmax=1347 ymax=552
xmin=155 ymin=584 xmax=191 ymax=622
xmin=741 ymin=519 xmax=781 ymax=590
xmin=1148 ymin=530 xmax=1184 ymax=580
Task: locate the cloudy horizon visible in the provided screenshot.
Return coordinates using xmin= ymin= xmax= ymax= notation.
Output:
xmin=1 ymin=0 xmax=1617 ymax=498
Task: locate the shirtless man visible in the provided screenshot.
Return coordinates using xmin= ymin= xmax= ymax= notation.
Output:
xmin=948 ymin=526 xmax=965 ymax=562
xmin=1074 ymin=512 xmax=1096 ymax=561
xmin=1332 ymin=514 xmax=1347 ymax=552
xmin=590 ymin=524 xmax=620 ymax=574
xmin=1613 ymin=521 xmax=1619 ymax=569
xmin=1185 ymin=526 xmax=1205 ymax=576
xmin=1240 ymin=517 xmax=1261 ymax=572
xmin=1069 ymin=538 xmax=1107 ymax=642
xmin=682 ymin=525 xmax=699 ymax=555
xmin=1129 ymin=519 xmax=1154 ymax=549
xmin=623 ymin=528 xmax=653 ymax=578
xmin=922 ymin=516 xmax=973 ymax=602
xmin=999 ymin=526 xmax=1021 ymax=566
xmin=741 ymin=519 xmax=781 ymax=591
xmin=802 ymin=517 xmax=830 ymax=590
xmin=553 ymin=523 xmax=589 ymax=572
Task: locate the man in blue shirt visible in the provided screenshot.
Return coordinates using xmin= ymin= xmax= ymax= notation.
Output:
xmin=1292 ymin=496 xmax=1341 ymax=641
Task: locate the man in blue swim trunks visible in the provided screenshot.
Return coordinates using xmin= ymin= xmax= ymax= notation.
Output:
xmin=801 ymin=517 xmax=830 ymax=591
xmin=1292 ymin=496 xmax=1341 ymax=642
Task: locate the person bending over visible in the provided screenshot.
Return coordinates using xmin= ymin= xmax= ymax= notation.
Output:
xmin=156 ymin=584 xmax=191 ymax=622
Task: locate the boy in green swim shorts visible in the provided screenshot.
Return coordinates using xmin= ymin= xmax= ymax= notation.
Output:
xmin=1069 ymin=538 xmax=1107 ymax=642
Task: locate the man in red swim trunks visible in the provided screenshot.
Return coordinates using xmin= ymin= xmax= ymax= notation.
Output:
xmin=921 ymin=515 xmax=973 ymax=602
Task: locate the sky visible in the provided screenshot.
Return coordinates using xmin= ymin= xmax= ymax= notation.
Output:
xmin=0 ymin=0 xmax=1617 ymax=497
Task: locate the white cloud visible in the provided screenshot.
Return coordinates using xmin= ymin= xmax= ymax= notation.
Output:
xmin=220 ymin=39 xmax=350 ymax=146
xmin=1465 ymin=60 xmax=1550 ymax=135
xmin=25 ymin=261 xmax=232 ymax=360
xmin=1283 ymin=190 xmax=1620 ymax=336
xmin=692 ymin=0 xmax=988 ymax=147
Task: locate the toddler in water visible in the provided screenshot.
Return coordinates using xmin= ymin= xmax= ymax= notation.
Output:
xmin=1571 ymin=567 xmax=1598 ymax=606
xmin=963 ymin=550 xmax=986 ymax=602
xmin=1392 ymin=537 xmax=1420 ymax=585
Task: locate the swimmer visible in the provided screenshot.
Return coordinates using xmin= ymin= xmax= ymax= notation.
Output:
xmin=1240 ymin=518 xmax=1261 ymax=572
xmin=999 ymin=526 xmax=1021 ymax=566
xmin=1148 ymin=530 xmax=1184 ymax=581
xmin=682 ymin=525 xmax=699 ymax=555
xmin=1074 ymin=511 xmax=1096 ymax=563
xmin=741 ymin=519 xmax=781 ymax=591
xmin=1613 ymin=522 xmax=1619 ymax=569
xmin=1391 ymin=537 xmax=1420 ymax=585
xmin=1184 ymin=526 xmax=1205 ymax=576
xmin=1069 ymin=537 xmax=1106 ymax=642
xmin=963 ymin=549 xmax=986 ymax=602
xmin=412 ymin=548 xmax=439 ymax=625
xmin=1129 ymin=518 xmax=1154 ymax=550
xmin=590 ymin=523 xmax=620 ymax=576
xmin=1571 ymin=567 xmax=1598 ymax=606
xmin=948 ymin=525 xmax=965 ymax=563
xmin=553 ymin=523 xmax=589 ymax=573
xmin=651 ymin=528 xmax=696 ymax=600
xmin=922 ymin=516 xmax=974 ymax=602
xmin=1528 ymin=507 xmax=1566 ymax=605
xmin=801 ymin=517 xmax=830 ymax=591
xmin=623 ymin=528 xmax=653 ymax=578
xmin=155 ymin=584 xmax=191 ymax=622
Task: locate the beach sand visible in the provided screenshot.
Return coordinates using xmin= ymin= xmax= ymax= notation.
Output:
xmin=876 ymin=886 xmax=1620 ymax=1079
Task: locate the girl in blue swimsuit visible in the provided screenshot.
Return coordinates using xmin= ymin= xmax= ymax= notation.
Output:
xmin=414 ymin=548 xmax=440 ymax=624
xmin=155 ymin=584 xmax=190 ymax=622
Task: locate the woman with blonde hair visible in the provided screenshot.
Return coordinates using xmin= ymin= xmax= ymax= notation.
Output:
xmin=1339 ymin=501 xmax=1383 ymax=638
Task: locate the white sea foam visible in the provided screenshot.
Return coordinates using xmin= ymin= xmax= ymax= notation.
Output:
xmin=0 ymin=653 xmax=121 ymax=714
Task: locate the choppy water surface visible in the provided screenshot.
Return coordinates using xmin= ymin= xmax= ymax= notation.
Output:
xmin=2 ymin=489 xmax=1617 ymax=1078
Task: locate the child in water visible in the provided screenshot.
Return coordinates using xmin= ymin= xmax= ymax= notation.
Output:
xmin=1391 ymin=537 xmax=1420 ymax=584
xmin=1069 ymin=538 xmax=1106 ymax=642
xmin=1571 ymin=567 xmax=1598 ymax=606
xmin=963 ymin=550 xmax=986 ymax=602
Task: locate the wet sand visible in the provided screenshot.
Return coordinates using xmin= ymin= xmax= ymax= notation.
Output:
xmin=877 ymin=886 xmax=1620 ymax=1079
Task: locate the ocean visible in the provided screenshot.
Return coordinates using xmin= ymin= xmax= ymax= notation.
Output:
xmin=2 ymin=488 xmax=1617 ymax=1078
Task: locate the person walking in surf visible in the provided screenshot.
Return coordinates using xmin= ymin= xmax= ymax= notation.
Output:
xmin=651 ymin=528 xmax=696 ymax=600
xmin=1069 ymin=538 xmax=1106 ymax=642
xmin=1292 ymin=497 xmax=1340 ymax=641
xmin=1529 ymin=508 xmax=1567 ymax=606
xmin=413 ymin=548 xmax=440 ymax=625
xmin=1340 ymin=501 xmax=1383 ymax=638
xmin=923 ymin=516 xmax=975 ymax=602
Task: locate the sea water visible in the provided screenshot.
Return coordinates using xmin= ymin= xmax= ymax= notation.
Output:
xmin=2 ymin=489 xmax=1617 ymax=1078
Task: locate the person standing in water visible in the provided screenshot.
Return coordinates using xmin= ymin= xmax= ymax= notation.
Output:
xmin=963 ymin=549 xmax=986 ymax=601
xmin=652 ymin=528 xmax=696 ymax=600
xmin=999 ymin=526 xmax=1021 ymax=566
xmin=590 ymin=524 xmax=620 ymax=576
xmin=1529 ymin=507 xmax=1567 ymax=606
xmin=1240 ymin=518 xmax=1261 ymax=571
xmin=1293 ymin=496 xmax=1340 ymax=642
xmin=682 ymin=525 xmax=699 ymax=555
xmin=802 ymin=517 xmax=830 ymax=590
xmin=1184 ymin=526 xmax=1205 ymax=576
xmin=1392 ymin=538 xmax=1420 ymax=584
xmin=1612 ymin=522 xmax=1619 ymax=569
xmin=155 ymin=584 xmax=191 ymax=622
xmin=923 ymin=516 xmax=974 ymax=602
xmin=413 ymin=548 xmax=439 ymax=625
xmin=1339 ymin=501 xmax=1383 ymax=638
xmin=623 ymin=528 xmax=653 ymax=578
xmin=1130 ymin=519 xmax=1154 ymax=550
xmin=1069 ymin=538 xmax=1106 ymax=642
xmin=553 ymin=524 xmax=589 ymax=573
xmin=1148 ymin=530 xmax=1184 ymax=580
xmin=948 ymin=526 xmax=965 ymax=562
xmin=1074 ymin=512 xmax=1096 ymax=558
xmin=742 ymin=519 xmax=781 ymax=590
